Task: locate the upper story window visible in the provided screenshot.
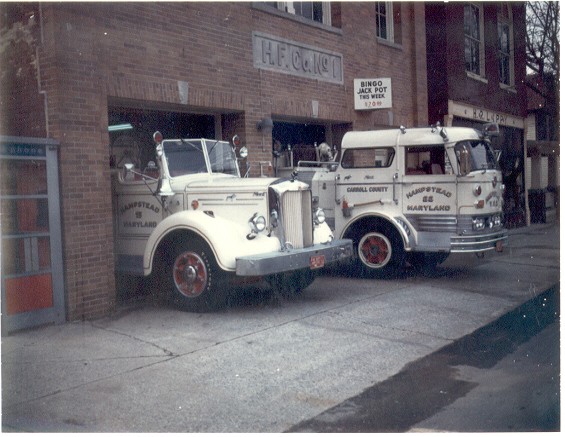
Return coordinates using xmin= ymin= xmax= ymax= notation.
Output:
xmin=269 ymin=2 xmax=332 ymax=26
xmin=376 ymin=2 xmax=402 ymax=44
xmin=464 ymin=3 xmax=485 ymax=78
xmin=498 ymin=4 xmax=515 ymax=87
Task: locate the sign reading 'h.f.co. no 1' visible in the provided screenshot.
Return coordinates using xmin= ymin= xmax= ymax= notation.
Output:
xmin=252 ymin=32 xmax=343 ymax=84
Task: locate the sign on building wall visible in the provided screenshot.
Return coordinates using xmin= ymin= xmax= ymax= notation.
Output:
xmin=448 ymin=100 xmax=524 ymax=129
xmin=354 ymin=78 xmax=392 ymax=110
xmin=252 ymin=32 xmax=343 ymax=84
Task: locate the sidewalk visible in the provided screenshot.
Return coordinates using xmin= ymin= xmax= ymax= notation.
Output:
xmin=2 ymin=221 xmax=560 ymax=432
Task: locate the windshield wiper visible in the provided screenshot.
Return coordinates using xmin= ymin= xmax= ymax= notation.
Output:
xmin=207 ymin=140 xmax=221 ymax=155
xmin=180 ymin=139 xmax=203 ymax=152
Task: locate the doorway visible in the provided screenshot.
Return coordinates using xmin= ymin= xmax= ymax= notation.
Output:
xmin=1 ymin=136 xmax=65 ymax=333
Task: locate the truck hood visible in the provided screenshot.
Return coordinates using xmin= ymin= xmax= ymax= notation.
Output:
xmin=169 ymin=174 xmax=308 ymax=193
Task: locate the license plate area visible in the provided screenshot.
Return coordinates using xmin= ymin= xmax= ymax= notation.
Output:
xmin=310 ymin=255 xmax=325 ymax=269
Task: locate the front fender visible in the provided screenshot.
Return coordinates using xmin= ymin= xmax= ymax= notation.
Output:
xmin=144 ymin=211 xmax=281 ymax=275
xmin=339 ymin=212 xmax=411 ymax=249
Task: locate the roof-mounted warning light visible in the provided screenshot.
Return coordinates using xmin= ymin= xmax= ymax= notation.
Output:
xmin=153 ymin=131 xmax=164 ymax=144
xmin=482 ymin=123 xmax=499 ymax=138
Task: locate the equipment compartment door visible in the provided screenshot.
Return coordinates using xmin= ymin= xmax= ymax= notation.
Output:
xmin=1 ymin=138 xmax=65 ymax=333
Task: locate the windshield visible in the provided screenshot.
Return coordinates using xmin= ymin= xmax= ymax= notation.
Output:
xmin=454 ymin=140 xmax=497 ymax=175
xmin=204 ymin=140 xmax=240 ymax=176
xmin=163 ymin=139 xmax=239 ymax=177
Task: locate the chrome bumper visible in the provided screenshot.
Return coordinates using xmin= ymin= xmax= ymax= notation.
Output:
xmin=235 ymin=239 xmax=353 ymax=276
xmin=450 ymin=229 xmax=508 ymax=253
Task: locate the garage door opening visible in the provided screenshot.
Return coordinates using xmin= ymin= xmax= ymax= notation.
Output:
xmin=272 ymin=120 xmax=351 ymax=176
xmin=108 ymin=106 xmax=221 ymax=303
xmin=108 ymin=107 xmax=216 ymax=172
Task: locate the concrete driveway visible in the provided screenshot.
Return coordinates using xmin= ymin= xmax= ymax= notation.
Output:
xmin=2 ymin=222 xmax=560 ymax=432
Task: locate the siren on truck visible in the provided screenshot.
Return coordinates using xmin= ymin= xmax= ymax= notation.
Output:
xmin=482 ymin=123 xmax=499 ymax=138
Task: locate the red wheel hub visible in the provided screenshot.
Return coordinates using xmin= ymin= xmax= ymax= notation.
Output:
xmin=173 ymin=252 xmax=208 ymax=297
xmin=358 ymin=233 xmax=392 ymax=267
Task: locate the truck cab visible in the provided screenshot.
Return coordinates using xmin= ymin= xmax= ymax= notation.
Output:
xmin=112 ymin=132 xmax=352 ymax=311
xmin=293 ymin=124 xmax=507 ymax=276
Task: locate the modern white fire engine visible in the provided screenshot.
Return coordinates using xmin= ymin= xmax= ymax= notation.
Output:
xmin=111 ymin=132 xmax=352 ymax=311
xmin=286 ymin=123 xmax=507 ymax=276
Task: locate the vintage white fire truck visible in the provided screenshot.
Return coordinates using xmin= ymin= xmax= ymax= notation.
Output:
xmin=112 ymin=132 xmax=352 ymax=311
xmin=287 ymin=123 xmax=508 ymax=276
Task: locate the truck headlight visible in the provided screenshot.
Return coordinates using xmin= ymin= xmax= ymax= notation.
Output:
xmin=472 ymin=218 xmax=485 ymax=231
xmin=313 ymin=207 xmax=326 ymax=225
xmin=249 ymin=213 xmax=267 ymax=233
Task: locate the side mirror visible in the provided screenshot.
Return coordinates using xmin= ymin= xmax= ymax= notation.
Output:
xmin=121 ymin=163 xmax=135 ymax=181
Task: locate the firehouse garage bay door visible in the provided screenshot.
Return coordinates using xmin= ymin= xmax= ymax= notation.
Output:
xmin=1 ymin=136 xmax=65 ymax=333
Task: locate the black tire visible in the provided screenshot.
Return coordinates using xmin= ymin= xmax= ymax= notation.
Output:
xmin=164 ymin=239 xmax=228 ymax=312
xmin=351 ymin=224 xmax=406 ymax=277
xmin=409 ymin=252 xmax=449 ymax=272
xmin=265 ymin=268 xmax=316 ymax=297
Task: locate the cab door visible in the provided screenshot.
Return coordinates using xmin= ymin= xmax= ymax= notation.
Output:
xmin=400 ymin=145 xmax=458 ymax=249
xmin=335 ymin=146 xmax=396 ymax=228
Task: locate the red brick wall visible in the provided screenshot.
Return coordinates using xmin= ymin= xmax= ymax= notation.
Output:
xmin=5 ymin=2 xmax=428 ymax=320
xmin=426 ymin=2 xmax=527 ymax=123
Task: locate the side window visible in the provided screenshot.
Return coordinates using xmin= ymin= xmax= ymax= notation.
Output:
xmin=497 ymin=3 xmax=514 ymax=87
xmin=341 ymin=147 xmax=395 ymax=169
xmin=405 ymin=146 xmax=452 ymax=175
xmin=464 ymin=2 xmax=485 ymax=78
xmin=376 ymin=2 xmax=402 ymax=44
xmin=266 ymin=2 xmax=333 ymax=26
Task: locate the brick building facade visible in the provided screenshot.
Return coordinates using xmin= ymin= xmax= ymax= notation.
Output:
xmin=1 ymin=2 xmax=428 ymax=322
xmin=425 ymin=2 xmax=528 ymax=225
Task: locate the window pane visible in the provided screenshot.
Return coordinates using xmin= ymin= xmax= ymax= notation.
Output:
xmin=498 ymin=23 xmax=509 ymax=53
xmin=499 ymin=56 xmax=510 ymax=84
xmin=1 ymin=198 xmax=50 ymax=234
xmin=286 ymin=2 xmax=324 ymax=23
xmin=341 ymin=148 xmax=395 ymax=169
xmin=464 ymin=4 xmax=480 ymax=39
xmin=301 ymin=2 xmax=313 ymax=19
xmin=2 ymin=236 xmax=51 ymax=275
xmin=378 ymin=2 xmax=386 ymax=15
xmin=0 ymin=159 xmax=47 ymax=196
xmin=313 ymin=2 xmax=323 ymax=22
xmin=465 ymin=38 xmax=480 ymax=74
xmin=405 ymin=146 xmax=448 ymax=175
xmin=376 ymin=2 xmax=388 ymax=39
xmin=379 ymin=16 xmax=387 ymax=38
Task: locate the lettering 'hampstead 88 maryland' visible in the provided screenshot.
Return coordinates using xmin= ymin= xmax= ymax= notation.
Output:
xmin=282 ymin=123 xmax=507 ymax=276
xmin=112 ymin=132 xmax=352 ymax=312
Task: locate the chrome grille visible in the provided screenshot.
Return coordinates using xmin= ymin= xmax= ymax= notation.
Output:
xmin=405 ymin=215 xmax=457 ymax=233
xmin=280 ymin=190 xmax=313 ymax=249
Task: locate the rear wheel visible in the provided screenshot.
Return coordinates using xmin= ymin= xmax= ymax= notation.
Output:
xmin=164 ymin=239 xmax=228 ymax=312
xmin=351 ymin=225 xmax=406 ymax=277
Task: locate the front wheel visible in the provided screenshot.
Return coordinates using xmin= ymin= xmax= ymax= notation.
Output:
xmin=164 ymin=240 xmax=228 ymax=312
xmin=265 ymin=268 xmax=316 ymax=297
xmin=353 ymin=228 xmax=406 ymax=277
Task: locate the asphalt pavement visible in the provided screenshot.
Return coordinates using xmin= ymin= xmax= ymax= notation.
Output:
xmin=2 ymin=221 xmax=560 ymax=432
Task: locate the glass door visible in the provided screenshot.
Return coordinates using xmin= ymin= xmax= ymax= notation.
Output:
xmin=1 ymin=137 xmax=65 ymax=333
